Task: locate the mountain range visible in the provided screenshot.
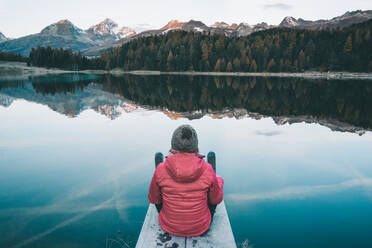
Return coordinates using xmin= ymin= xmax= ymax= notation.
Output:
xmin=0 ymin=19 xmax=136 ymax=56
xmin=0 ymin=10 xmax=371 ymax=56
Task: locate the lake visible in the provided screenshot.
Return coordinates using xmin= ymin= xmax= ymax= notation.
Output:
xmin=1 ymin=74 xmax=372 ymax=248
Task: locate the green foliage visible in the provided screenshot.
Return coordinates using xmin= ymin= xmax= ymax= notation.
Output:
xmin=0 ymin=51 xmax=28 ymax=62
xmin=104 ymin=19 xmax=372 ymax=72
xmin=28 ymin=46 xmax=105 ymax=70
xmin=24 ymin=19 xmax=372 ymax=72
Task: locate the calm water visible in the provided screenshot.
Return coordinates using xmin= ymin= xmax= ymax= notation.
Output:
xmin=1 ymin=74 xmax=372 ymax=248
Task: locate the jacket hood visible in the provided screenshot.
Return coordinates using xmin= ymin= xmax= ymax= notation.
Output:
xmin=165 ymin=153 xmax=205 ymax=183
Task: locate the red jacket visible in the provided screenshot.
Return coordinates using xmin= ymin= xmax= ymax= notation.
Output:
xmin=148 ymin=152 xmax=224 ymax=237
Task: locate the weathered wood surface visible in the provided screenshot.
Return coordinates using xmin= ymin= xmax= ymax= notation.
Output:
xmin=135 ymin=200 xmax=236 ymax=248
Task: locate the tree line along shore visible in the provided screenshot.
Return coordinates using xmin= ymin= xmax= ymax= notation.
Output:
xmin=1 ymin=19 xmax=371 ymax=73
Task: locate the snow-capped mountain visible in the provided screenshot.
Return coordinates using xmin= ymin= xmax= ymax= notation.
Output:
xmin=279 ymin=10 xmax=372 ymax=30
xmin=0 ymin=32 xmax=9 ymax=43
xmin=182 ymin=20 xmax=209 ymax=32
xmin=116 ymin=26 xmax=136 ymax=39
xmin=210 ymin=21 xmax=273 ymax=37
xmin=0 ymin=19 xmax=97 ymax=56
xmin=279 ymin=16 xmax=300 ymax=27
xmin=88 ymin=18 xmax=118 ymax=36
xmin=160 ymin=20 xmax=186 ymax=30
xmin=82 ymin=9 xmax=372 ymax=56
xmin=40 ymin=19 xmax=85 ymax=37
xmin=0 ymin=18 xmax=135 ymax=56
xmin=234 ymin=23 xmax=253 ymax=36
xmin=211 ymin=22 xmax=231 ymax=29
xmin=1 ymin=10 xmax=371 ymax=56
xmin=86 ymin=18 xmax=136 ymax=42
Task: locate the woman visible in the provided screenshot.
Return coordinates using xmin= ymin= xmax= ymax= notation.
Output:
xmin=148 ymin=124 xmax=224 ymax=237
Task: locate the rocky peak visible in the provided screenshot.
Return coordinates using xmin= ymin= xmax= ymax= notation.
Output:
xmin=87 ymin=19 xmax=137 ymax=40
xmin=211 ymin=21 xmax=230 ymax=29
xmin=57 ymin=19 xmax=71 ymax=25
xmin=230 ymin=23 xmax=238 ymax=30
xmin=116 ymin=26 xmax=136 ymax=39
xmin=41 ymin=19 xmax=83 ymax=36
xmin=0 ymin=32 xmax=8 ymax=42
xmin=252 ymin=22 xmax=270 ymax=32
xmin=182 ymin=20 xmax=209 ymax=31
xmin=331 ymin=10 xmax=372 ymax=22
xmin=341 ymin=10 xmax=365 ymax=18
xmin=235 ymin=23 xmax=253 ymax=36
xmin=254 ymin=22 xmax=269 ymax=28
xmin=88 ymin=18 xmax=118 ymax=36
xmin=237 ymin=22 xmax=252 ymax=29
xmin=160 ymin=20 xmax=186 ymax=30
xmin=278 ymin=10 xmax=372 ymax=30
xmin=279 ymin=16 xmax=299 ymax=27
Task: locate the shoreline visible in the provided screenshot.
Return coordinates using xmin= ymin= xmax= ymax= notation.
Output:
xmin=1 ymin=61 xmax=372 ymax=80
xmin=123 ymin=70 xmax=372 ymax=80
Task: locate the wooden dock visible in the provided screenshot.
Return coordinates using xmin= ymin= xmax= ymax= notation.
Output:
xmin=135 ymin=201 xmax=236 ymax=248
xmin=135 ymin=152 xmax=236 ymax=248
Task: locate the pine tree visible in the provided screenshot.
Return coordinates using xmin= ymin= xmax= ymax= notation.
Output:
xmin=250 ymin=59 xmax=257 ymax=72
xmin=344 ymin=35 xmax=353 ymax=53
xmin=267 ymin=58 xmax=276 ymax=72
xmin=365 ymin=29 xmax=371 ymax=41
xmin=298 ymin=50 xmax=306 ymax=69
xmin=214 ymin=59 xmax=222 ymax=71
xmin=226 ymin=61 xmax=233 ymax=72
xmin=220 ymin=58 xmax=226 ymax=72
xmin=233 ymin=58 xmax=241 ymax=71
xmin=167 ymin=51 xmax=174 ymax=71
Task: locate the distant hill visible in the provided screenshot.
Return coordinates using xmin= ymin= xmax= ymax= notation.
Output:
xmin=81 ymin=10 xmax=372 ymax=56
xmin=1 ymin=10 xmax=371 ymax=57
xmin=0 ymin=19 xmax=136 ymax=56
xmin=98 ymin=19 xmax=372 ymax=73
xmin=279 ymin=10 xmax=372 ymax=30
xmin=27 ymin=18 xmax=372 ymax=73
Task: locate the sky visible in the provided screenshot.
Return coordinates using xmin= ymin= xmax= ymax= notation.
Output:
xmin=0 ymin=0 xmax=371 ymax=38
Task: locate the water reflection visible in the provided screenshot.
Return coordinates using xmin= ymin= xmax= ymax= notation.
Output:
xmin=1 ymin=74 xmax=372 ymax=248
xmin=1 ymin=74 xmax=372 ymax=134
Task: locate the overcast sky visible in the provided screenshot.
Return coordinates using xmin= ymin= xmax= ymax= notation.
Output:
xmin=1 ymin=0 xmax=371 ymax=38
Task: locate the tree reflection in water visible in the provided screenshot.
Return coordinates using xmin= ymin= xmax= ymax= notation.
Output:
xmin=1 ymin=74 xmax=372 ymax=131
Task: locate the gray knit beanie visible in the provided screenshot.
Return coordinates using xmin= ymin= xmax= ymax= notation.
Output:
xmin=171 ymin=124 xmax=198 ymax=153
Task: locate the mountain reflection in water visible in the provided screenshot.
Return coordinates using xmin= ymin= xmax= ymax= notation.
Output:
xmin=1 ymin=74 xmax=371 ymax=135
xmin=1 ymin=73 xmax=372 ymax=248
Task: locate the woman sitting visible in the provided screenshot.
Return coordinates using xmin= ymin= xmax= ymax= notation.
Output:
xmin=148 ymin=124 xmax=224 ymax=237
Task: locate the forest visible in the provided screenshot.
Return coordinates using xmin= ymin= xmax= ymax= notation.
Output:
xmin=28 ymin=47 xmax=105 ymax=70
xmin=21 ymin=19 xmax=372 ymax=72
xmin=0 ymin=51 xmax=27 ymax=62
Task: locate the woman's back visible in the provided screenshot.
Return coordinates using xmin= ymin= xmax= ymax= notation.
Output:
xmin=148 ymin=125 xmax=224 ymax=237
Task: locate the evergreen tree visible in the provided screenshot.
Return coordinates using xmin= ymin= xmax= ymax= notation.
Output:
xmin=250 ymin=59 xmax=258 ymax=72
xmin=214 ymin=58 xmax=222 ymax=71
xmin=343 ymin=35 xmax=353 ymax=53
xmin=167 ymin=51 xmax=174 ymax=71
xmin=25 ymin=19 xmax=372 ymax=73
xmin=226 ymin=61 xmax=233 ymax=72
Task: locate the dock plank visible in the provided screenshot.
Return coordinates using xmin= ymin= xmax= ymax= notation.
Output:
xmin=135 ymin=200 xmax=236 ymax=248
xmin=135 ymin=204 xmax=186 ymax=248
xmin=186 ymin=201 xmax=236 ymax=248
